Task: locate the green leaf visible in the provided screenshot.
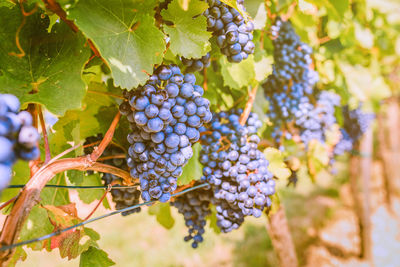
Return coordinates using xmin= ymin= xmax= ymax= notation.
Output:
xmin=328 ymin=0 xmax=349 ymax=18
xmin=178 ymin=143 xmax=203 ymax=185
xmin=243 ymin=0 xmax=267 ymax=30
xmin=76 ymin=174 xmax=106 ymax=204
xmin=20 ymin=206 xmax=54 ymax=251
xmin=0 ymin=0 xmax=15 ymax=8
xmin=50 ymin=82 xmax=117 ymax=157
xmin=208 ymin=205 xmax=221 ymax=234
xmin=1 ymin=161 xmax=30 ymax=205
xmin=162 ymin=0 xmax=211 ymax=58
xmin=306 ymin=140 xmax=330 ymax=178
xmin=80 ymin=246 xmax=115 ymax=267
xmin=7 ymin=247 xmax=27 ymax=267
xmin=0 ymin=5 xmax=90 ymax=115
xmin=148 ymin=203 xmax=175 ymax=229
xmin=40 ymin=173 xmax=70 ymax=206
xmin=69 ymin=0 xmax=165 ymax=89
xmin=264 ymin=147 xmax=291 ymax=180
xmin=219 ymin=55 xmax=256 ymax=89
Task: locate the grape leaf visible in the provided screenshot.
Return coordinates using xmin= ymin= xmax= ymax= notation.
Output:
xmin=148 ymin=202 xmax=175 ymax=229
xmin=0 ymin=161 xmax=30 ymax=204
xmin=306 ymin=140 xmax=330 ymax=179
xmin=208 ymin=205 xmax=221 ymax=234
xmin=43 ymin=204 xmax=85 ymax=259
xmin=50 ymin=81 xmax=119 ymax=166
xmin=162 ymin=0 xmax=211 ymax=58
xmin=40 ymin=172 xmax=70 ymax=206
xmin=0 ymin=0 xmax=15 ymax=8
xmin=0 ymin=5 xmax=90 ymax=115
xmin=178 ymin=143 xmax=203 ymax=185
xmin=328 ymin=0 xmax=349 ymax=18
xmin=264 ymin=147 xmax=291 ymax=180
xmin=76 ymin=174 xmax=106 ymax=204
xmin=80 ymin=246 xmax=115 ymax=267
xmin=7 ymin=247 xmax=27 ymax=267
xmin=243 ymin=0 xmax=267 ymax=30
xmin=20 ymin=206 xmax=54 ymax=251
xmin=219 ymin=55 xmax=256 ymax=89
xmin=68 ymin=0 xmax=165 ymax=89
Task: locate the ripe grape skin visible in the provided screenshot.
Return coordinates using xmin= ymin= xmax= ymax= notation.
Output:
xmin=0 ymin=94 xmax=40 ymax=192
xmin=261 ymin=18 xmax=342 ymax=147
xmin=203 ymin=0 xmax=255 ymax=63
xmin=121 ymin=64 xmax=212 ymax=202
xmin=171 ymin=182 xmax=213 ymax=249
xmin=199 ymin=109 xmax=276 ymax=233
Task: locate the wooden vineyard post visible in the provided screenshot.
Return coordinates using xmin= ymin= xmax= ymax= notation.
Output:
xmin=266 ymin=205 xmax=298 ymax=267
xmin=377 ymin=98 xmax=400 ymax=207
xmin=349 ymin=125 xmax=373 ymax=262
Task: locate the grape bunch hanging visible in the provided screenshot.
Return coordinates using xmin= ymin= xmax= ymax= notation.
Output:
xmin=84 ymin=134 xmax=141 ymax=216
xmin=0 ymin=94 xmax=39 ymax=192
xmin=199 ymin=110 xmax=276 ymax=232
xmin=119 ymin=64 xmax=212 ymax=203
xmin=262 ymin=18 xmax=341 ymax=147
xmin=204 ymin=0 xmax=255 ymax=62
xmin=171 ymin=181 xmax=213 ymax=248
xmin=334 ymin=105 xmax=374 ymax=155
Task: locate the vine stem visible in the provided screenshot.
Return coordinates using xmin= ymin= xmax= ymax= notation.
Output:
xmin=203 ymin=67 xmax=208 ymax=91
xmin=0 ymin=196 xmax=18 ymax=212
xmin=38 ymin=106 xmax=51 ymax=163
xmin=83 ymin=186 xmax=111 ymax=221
xmin=0 ymin=112 xmax=124 ymax=264
xmin=239 ymin=85 xmax=258 ymax=126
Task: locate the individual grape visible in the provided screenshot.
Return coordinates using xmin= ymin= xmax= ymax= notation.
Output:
xmin=83 ymin=134 xmax=141 ymax=216
xmin=121 ymin=64 xmax=212 ymax=202
xmin=0 ymin=94 xmax=40 ymax=192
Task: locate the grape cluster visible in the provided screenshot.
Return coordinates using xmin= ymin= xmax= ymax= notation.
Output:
xmin=181 ymin=53 xmax=211 ymax=73
xmin=171 ymin=182 xmax=213 ymax=248
xmin=120 ymin=64 xmax=212 ymax=202
xmin=334 ymin=105 xmax=374 ymax=155
xmin=199 ymin=110 xmax=276 ymax=233
xmin=203 ymin=0 xmax=255 ymax=62
xmin=263 ymin=18 xmax=318 ymax=121
xmin=295 ymin=91 xmax=340 ymax=145
xmin=262 ymin=18 xmax=343 ymax=148
xmin=0 ymin=94 xmax=39 ymax=191
xmin=84 ymin=135 xmax=141 ymax=216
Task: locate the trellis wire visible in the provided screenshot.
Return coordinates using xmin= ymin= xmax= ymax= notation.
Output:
xmin=0 ymin=182 xmax=209 ymax=251
xmin=6 ymin=184 xmax=139 ymax=189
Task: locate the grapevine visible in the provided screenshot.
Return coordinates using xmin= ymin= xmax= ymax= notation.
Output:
xmin=0 ymin=0 xmax=395 ymax=266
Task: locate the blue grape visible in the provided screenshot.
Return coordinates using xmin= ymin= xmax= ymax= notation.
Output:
xmin=203 ymin=0 xmax=254 ymax=63
xmin=120 ymin=64 xmax=212 ymax=202
xmin=199 ymin=109 xmax=276 ymax=233
xmin=171 ymin=181 xmax=212 ymax=248
xmin=0 ymin=94 xmax=39 ymax=193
